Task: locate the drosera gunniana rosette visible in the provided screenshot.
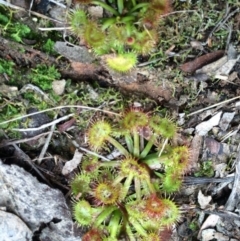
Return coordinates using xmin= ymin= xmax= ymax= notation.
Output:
xmin=71 ymin=106 xmax=189 ymax=240
xmin=68 ymin=0 xmax=172 ymax=72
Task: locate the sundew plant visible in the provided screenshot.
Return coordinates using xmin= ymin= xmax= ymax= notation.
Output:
xmin=68 ymin=0 xmax=172 ymax=72
xmin=71 ymin=107 xmax=190 ymax=241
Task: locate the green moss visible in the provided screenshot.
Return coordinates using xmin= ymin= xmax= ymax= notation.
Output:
xmin=194 ymin=160 xmax=214 ymax=177
xmin=0 ymin=59 xmax=15 ymax=75
xmin=42 ymin=39 xmax=56 ymax=55
xmin=29 ymin=64 xmax=61 ymax=91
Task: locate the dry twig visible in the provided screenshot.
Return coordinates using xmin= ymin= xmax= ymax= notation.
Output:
xmin=225 ymin=148 xmax=240 ymax=211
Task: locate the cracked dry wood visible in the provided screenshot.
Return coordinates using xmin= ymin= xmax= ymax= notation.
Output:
xmin=0 ymin=37 xmax=172 ymax=101
xmin=0 ymin=36 xmax=173 ymax=102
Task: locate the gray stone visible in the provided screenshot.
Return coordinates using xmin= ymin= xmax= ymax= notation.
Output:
xmin=0 ymin=160 xmax=82 ymax=241
xmin=0 ymin=210 xmax=32 ymax=241
xmin=201 ymin=228 xmax=229 ymax=241
xmin=54 ymin=41 xmax=94 ymax=63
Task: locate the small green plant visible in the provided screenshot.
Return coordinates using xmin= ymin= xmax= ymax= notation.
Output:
xmin=71 ymin=107 xmax=190 ymax=240
xmin=0 ymin=59 xmax=15 ymax=75
xmin=189 ymin=221 xmax=198 ymax=232
xmin=68 ymin=0 xmax=172 ymax=72
xmin=0 ymin=101 xmax=24 ymax=139
xmin=194 ymin=160 xmax=214 ymax=178
xmin=42 ymin=39 xmax=56 ymax=54
xmin=29 ymin=64 xmax=61 ymax=90
xmin=0 ymin=6 xmax=31 ymax=43
xmin=9 ymin=22 xmax=31 ymax=43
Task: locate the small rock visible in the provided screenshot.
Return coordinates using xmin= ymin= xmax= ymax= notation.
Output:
xmin=0 ymin=210 xmax=33 ymax=241
xmin=201 ymin=228 xmax=229 ymax=241
xmin=215 ymin=163 xmax=228 ymax=178
xmin=62 ymin=149 xmax=83 ymax=175
xmin=52 ymin=79 xmax=66 ymax=95
xmin=88 ymin=6 xmax=103 ymax=18
xmin=195 ymin=111 xmax=222 ymax=136
xmin=177 ymin=113 xmax=185 ymax=125
xmin=0 ymin=160 xmax=82 ymax=241
xmin=54 ymin=41 xmax=94 ymax=63
xmin=205 ymin=137 xmax=222 ymax=155
xmin=198 ymin=190 xmax=212 ymax=209
xmin=219 ymin=112 xmax=235 ymax=131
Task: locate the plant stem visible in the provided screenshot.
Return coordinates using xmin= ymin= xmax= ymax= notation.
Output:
xmin=131 ymin=0 xmax=136 ymax=7
xmin=119 ymin=15 xmax=136 ymax=24
xmin=92 ymin=0 xmax=119 ymax=16
xmin=101 ymin=17 xmax=117 ymax=30
xmin=122 ymin=173 xmax=134 ymax=199
xmin=107 ymin=136 xmax=129 ymax=156
xmin=144 ymin=177 xmax=156 ymax=194
xmin=134 ymin=177 xmax=141 ymax=200
xmin=142 ymin=152 xmax=158 ymax=161
xmin=125 ymin=133 xmax=133 ymax=153
xmin=133 ymin=131 xmax=140 ymax=157
xmin=130 ymin=2 xmax=149 ymax=13
xmin=129 ymin=216 xmax=148 ymax=237
xmin=95 ymin=205 xmax=117 ymax=227
xmin=126 ymin=223 xmax=136 ymax=241
xmin=109 ymin=210 xmax=122 ymax=238
xmin=117 ymin=0 xmax=124 ymax=14
xmin=140 ymin=134 xmax=156 ymax=158
xmin=100 ymin=160 xmax=120 ymax=168
xmin=4 ymin=9 xmax=13 ymax=31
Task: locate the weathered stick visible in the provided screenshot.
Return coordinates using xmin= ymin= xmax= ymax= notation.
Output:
xmin=225 ymin=149 xmax=240 ymax=211
xmin=180 ymin=50 xmax=225 ymax=73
